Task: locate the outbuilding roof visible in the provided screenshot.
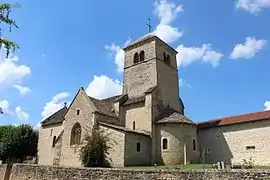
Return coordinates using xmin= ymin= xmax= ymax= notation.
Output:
xmin=198 ymin=110 xmax=270 ymax=129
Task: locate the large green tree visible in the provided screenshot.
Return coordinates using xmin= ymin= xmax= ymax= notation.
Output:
xmin=0 ymin=2 xmax=20 ymax=57
xmin=0 ymin=124 xmax=38 ymax=163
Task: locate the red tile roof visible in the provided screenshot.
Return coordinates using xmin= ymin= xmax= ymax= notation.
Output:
xmin=197 ymin=110 xmax=270 ymax=129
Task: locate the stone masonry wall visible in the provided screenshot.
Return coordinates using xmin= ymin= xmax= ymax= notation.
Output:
xmin=198 ymin=119 xmax=270 ymax=166
xmin=0 ymin=164 xmax=7 ymax=180
xmin=2 ymin=164 xmax=270 ymax=180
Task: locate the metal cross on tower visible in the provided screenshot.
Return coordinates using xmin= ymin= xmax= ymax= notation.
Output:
xmin=147 ymin=18 xmax=152 ymax=33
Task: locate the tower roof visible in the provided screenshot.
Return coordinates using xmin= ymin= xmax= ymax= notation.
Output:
xmin=123 ymin=33 xmax=178 ymax=53
xmin=125 ymin=33 xmax=156 ymax=48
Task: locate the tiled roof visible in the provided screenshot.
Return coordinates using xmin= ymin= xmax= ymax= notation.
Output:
xmin=89 ymin=95 xmax=121 ymax=118
xmin=41 ymin=107 xmax=67 ymax=127
xmin=124 ymin=33 xmax=156 ymax=49
xmin=123 ymin=96 xmax=145 ymax=106
xmin=198 ymin=110 xmax=270 ymax=129
xmin=155 ymin=108 xmax=195 ymax=125
xmin=98 ymin=122 xmax=150 ymax=136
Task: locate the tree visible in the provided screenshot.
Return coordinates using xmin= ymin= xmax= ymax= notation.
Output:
xmin=0 ymin=124 xmax=38 ymax=163
xmin=79 ymin=126 xmax=113 ymax=167
xmin=0 ymin=2 xmax=20 ymax=57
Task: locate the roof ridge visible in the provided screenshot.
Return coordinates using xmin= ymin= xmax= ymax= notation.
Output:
xmin=198 ymin=109 xmax=270 ymax=125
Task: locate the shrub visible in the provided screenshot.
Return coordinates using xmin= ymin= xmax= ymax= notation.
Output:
xmin=79 ymin=126 xmax=112 ymax=167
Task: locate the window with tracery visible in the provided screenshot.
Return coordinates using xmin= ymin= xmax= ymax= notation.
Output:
xmin=133 ymin=52 xmax=139 ymax=64
xmin=70 ymin=123 xmax=81 ymax=146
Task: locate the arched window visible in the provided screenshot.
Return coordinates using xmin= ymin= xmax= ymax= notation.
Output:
xmin=163 ymin=52 xmax=166 ymax=61
xmin=133 ymin=121 xmax=135 ymax=130
xmin=193 ymin=139 xmax=196 ymax=151
xmin=139 ymin=51 xmax=145 ymax=61
xmin=162 ymin=138 xmax=168 ymax=150
xmin=136 ymin=142 xmax=141 ymax=152
xmin=133 ymin=52 xmax=139 ymax=64
xmin=165 ymin=54 xmax=171 ymax=65
xmin=70 ymin=123 xmax=81 ymax=146
xmin=52 ymin=136 xmax=56 ymax=148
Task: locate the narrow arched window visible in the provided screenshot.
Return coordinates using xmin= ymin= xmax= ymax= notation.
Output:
xmin=193 ymin=139 xmax=196 ymax=151
xmin=133 ymin=52 xmax=139 ymax=64
xmin=132 ymin=121 xmax=135 ymax=130
xmin=163 ymin=52 xmax=166 ymax=61
xmin=139 ymin=51 xmax=145 ymax=61
xmin=162 ymin=138 xmax=168 ymax=150
xmin=166 ymin=54 xmax=171 ymax=65
xmin=70 ymin=123 xmax=81 ymax=146
xmin=52 ymin=136 xmax=56 ymax=148
xmin=136 ymin=142 xmax=141 ymax=152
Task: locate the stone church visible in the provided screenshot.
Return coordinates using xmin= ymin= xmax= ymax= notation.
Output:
xmin=38 ymin=34 xmax=270 ymax=167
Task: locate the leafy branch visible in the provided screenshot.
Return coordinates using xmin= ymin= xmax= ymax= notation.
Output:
xmin=0 ymin=2 xmax=20 ymax=57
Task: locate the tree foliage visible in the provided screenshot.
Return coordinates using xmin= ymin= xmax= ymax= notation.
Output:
xmin=0 ymin=2 xmax=20 ymax=57
xmin=0 ymin=124 xmax=38 ymax=163
xmin=79 ymin=126 xmax=113 ymax=168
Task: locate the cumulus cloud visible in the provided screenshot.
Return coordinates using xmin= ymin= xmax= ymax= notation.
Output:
xmin=41 ymin=92 xmax=70 ymax=119
xmin=0 ymin=54 xmax=31 ymax=87
xmin=86 ymin=75 xmax=122 ymax=99
xmin=153 ymin=0 xmax=183 ymax=43
xmin=13 ymin=84 xmax=31 ymax=96
xmin=0 ymin=100 xmax=13 ymax=115
xmin=230 ymin=37 xmax=267 ymax=59
xmin=264 ymin=101 xmax=270 ymax=110
xmin=15 ymin=106 xmax=30 ymax=121
xmin=176 ymin=44 xmax=223 ymax=67
xmin=236 ymin=0 xmax=270 ymax=14
xmin=105 ymin=38 xmax=131 ymax=73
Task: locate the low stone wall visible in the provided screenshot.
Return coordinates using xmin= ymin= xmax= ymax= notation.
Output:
xmin=0 ymin=164 xmax=267 ymax=180
xmin=0 ymin=164 xmax=7 ymax=180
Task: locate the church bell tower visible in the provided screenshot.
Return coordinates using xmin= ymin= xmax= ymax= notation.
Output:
xmin=122 ymin=34 xmax=182 ymax=112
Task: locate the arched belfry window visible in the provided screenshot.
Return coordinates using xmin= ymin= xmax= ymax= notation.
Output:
xmin=133 ymin=121 xmax=136 ymax=130
xmin=70 ymin=123 xmax=81 ymax=146
xmin=163 ymin=52 xmax=166 ymax=61
xmin=165 ymin=54 xmax=171 ymax=65
xmin=133 ymin=52 xmax=139 ymax=64
xmin=162 ymin=138 xmax=168 ymax=150
xmin=139 ymin=51 xmax=145 ymax=62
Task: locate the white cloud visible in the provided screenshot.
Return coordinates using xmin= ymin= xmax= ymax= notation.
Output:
xmin=105 ymin=38 xmax=131 ymax=73
xmin=153 ymin=0 xmax=183 ymax=43
xmin=0 ymin=100 xmax=13 ymax=115
xmin=264 ymin=101 xmax=270 ymax=110
xmin=86 ymin=75 xmax=122 ymax=99
xmin=176 ymin=44 xmax=223 ymax=67
xmin=179 ymin=78 xmax=191 ymax=88
xmin=236 ymin=0 xmax=270 ymax=14
xmin=41 ymin=92 xmax=70 ymax=119
xmin=0 ymin=54 xmax=31 ymax=87
xmin=13 ymin=84 xmax=31 ymax=95
xmin=15 ymin=106 xmax=30 ymax=121
xmin=230 ymin=37 xmax=267 ymax=59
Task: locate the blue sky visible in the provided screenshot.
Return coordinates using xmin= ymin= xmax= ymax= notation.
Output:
xmin=0 ymin=0 xmax=270 ymax=127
